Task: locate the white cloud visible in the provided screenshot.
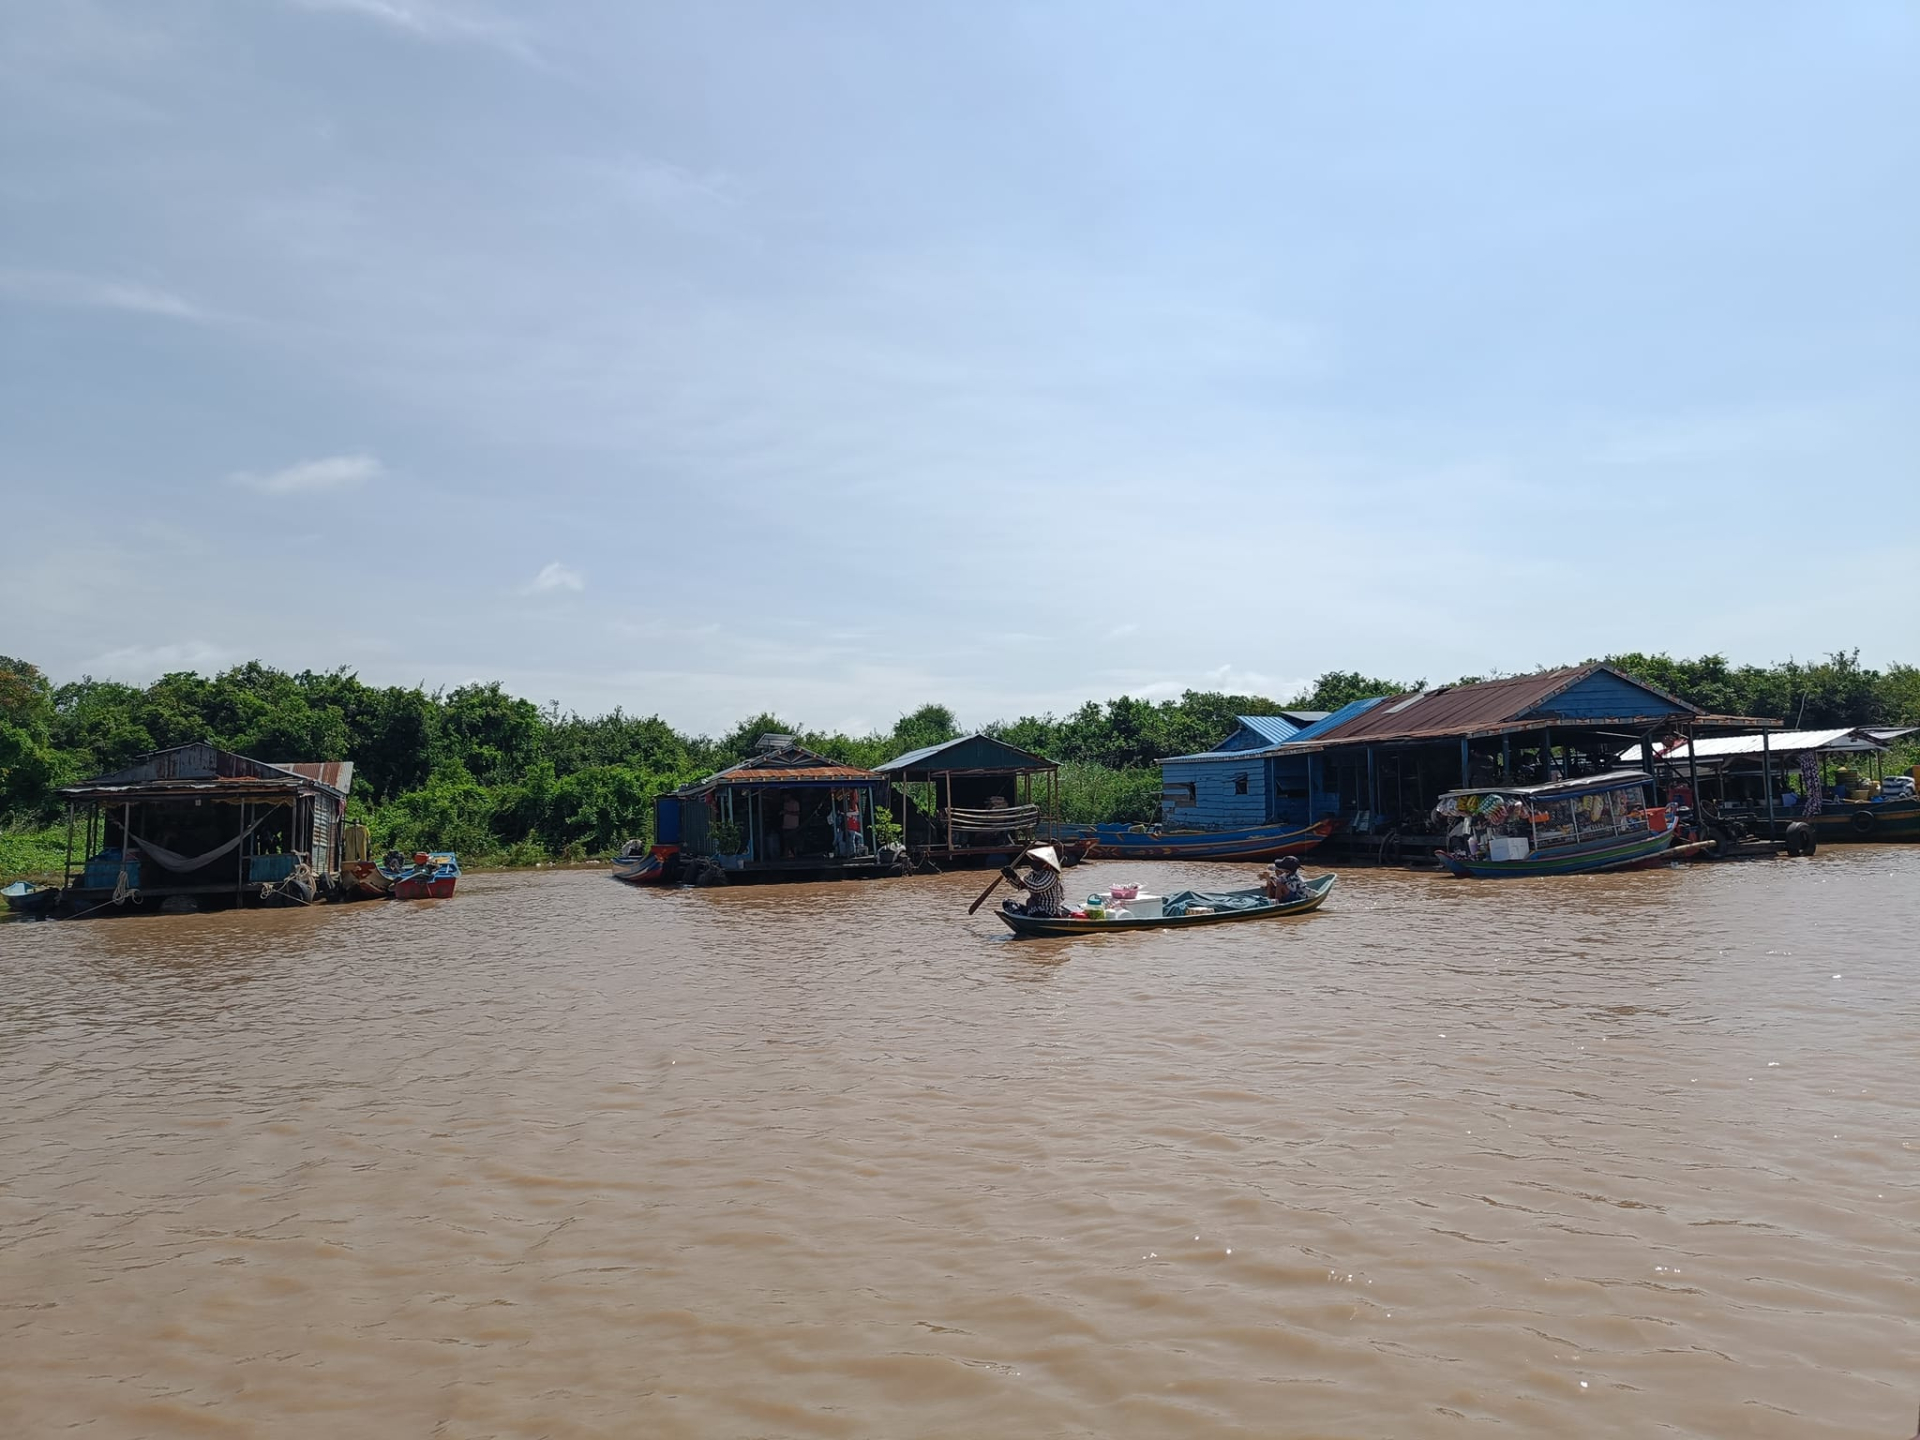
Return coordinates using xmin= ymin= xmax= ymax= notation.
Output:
xmin=230 ymin=453 xmax=385 ymax=493
xmin=289 ymin=0 xmax=539 ymax=61
xmin=0 ymin=267 xmax=212 ymax=322
xmin=522 ymin=561 xmax=585 ymax=594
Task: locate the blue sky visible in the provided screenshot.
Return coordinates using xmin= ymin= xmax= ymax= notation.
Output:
xmin=2 ymin=1 xmax=1914 ymax=735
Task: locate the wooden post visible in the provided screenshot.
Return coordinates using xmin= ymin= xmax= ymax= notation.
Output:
xmin=237 ymin=800 xmax=248 ymax=898
xmin=1459 ymin=738 xmax=1470 ymax=788
xmin=1366 ymin=747 xmax=1378 ymax=826
xmin=1763 ymin=730 xmax=1776 ymax=836
xmin=63 ymin=803 xmax=74 ymax=889
xmin=1541 ymin=727 xmax=1552 ymax=779
xmin=1501 ymin=732 xmax=1511 ymax=780
xmin=1686 ymin=721 xmax=1702 ymax=819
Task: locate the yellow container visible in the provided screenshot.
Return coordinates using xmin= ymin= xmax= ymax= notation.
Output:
xmin=1849 ymin=788 xmax=1871 ymax=801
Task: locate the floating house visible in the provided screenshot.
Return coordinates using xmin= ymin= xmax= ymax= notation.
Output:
xmin=654 ymin=737 xmax=896 ymax=883
xmin=1157 ymin=710 xmax=1339 ymax=829
xmin=872 ymin=734 xmax=1058 ymax=866
xmin=1266 ymin=665 xmax=1778 ymax=849
xmin=58 ymin=742 xmax=353 ymax=909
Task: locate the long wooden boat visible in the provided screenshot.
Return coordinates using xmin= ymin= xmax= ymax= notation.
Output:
xmin=996 ymin=875 xmax=1335 ymax=937
xmin=1049 ymin=817 xmax=1334 ymax=862
xmin=1434 ymin=771 xmax=1680 ymax=879
xmin=390 ymin=852 xmax=459 ymax=900
xmin=1711 ymin=796 xmax=1920 ymax=844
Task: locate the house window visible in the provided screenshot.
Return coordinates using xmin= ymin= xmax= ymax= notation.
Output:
xmin=1161 ymin=783 xmax=1197 ymax=808
xmin=1234 ymin=773 xmax=1249 ymax=795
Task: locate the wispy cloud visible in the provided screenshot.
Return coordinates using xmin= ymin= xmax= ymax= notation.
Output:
xmin=231 ymin=453 xmax=385 ymax=493
xmin=0 ymin=267 xmax=212 ymax=322
xmin=522 ymin=561 xmax=585 ymax=595
xmin=289 ymin=0 xmax=539 ymax=62
xmin=85 ymin=640 xmax=234 ymax=681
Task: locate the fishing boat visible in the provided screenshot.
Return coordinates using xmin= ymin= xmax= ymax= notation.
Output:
xmin=390 ymin=852 xmax=459 ymax=900
xmin=1433 ymin=771 xmax=1679 ymax=878
xmin=1048 ymin=816 xmax=1334 ymax=862
xmin=611 ymin=841 xmax=675 ymax=885
xmin=996 ymin=874 xmax=1335 ymax=937
xmin=3 ymin=880 xmax=60 ymax=916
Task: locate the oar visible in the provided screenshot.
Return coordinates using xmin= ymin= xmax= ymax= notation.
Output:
xmin=968 ymin=867 xmax=1014 ymax=915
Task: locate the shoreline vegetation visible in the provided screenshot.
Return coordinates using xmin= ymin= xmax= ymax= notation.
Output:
xmin=2 ymin=651 xmax=1916 ymax=883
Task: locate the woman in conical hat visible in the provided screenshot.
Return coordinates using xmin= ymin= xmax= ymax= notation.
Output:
xmin=1001 ymin=846 xmax=1067 ymax=917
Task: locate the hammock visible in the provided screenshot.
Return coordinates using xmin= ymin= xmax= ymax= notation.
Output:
xmin=129 ymin=811 xmax=275 ymax=874
xmin=947 ymin=805 xmax=1040 ymax=830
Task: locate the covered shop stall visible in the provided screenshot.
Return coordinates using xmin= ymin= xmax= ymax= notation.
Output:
xmin=872 ymin=734 xmax=1058 ymax=868
xmin=59 ymin=743 xmax=352 ymax=911
xmin=658 ymin=737 xmax=899 ymax=884
xmin=1640 ymin=727 xmax=1920 ymax=844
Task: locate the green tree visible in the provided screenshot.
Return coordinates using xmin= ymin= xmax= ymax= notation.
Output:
xmin=1288 ymin=671 xmax=1415 ymax=711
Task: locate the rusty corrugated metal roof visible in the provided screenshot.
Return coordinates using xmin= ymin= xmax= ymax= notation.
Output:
xmin=60 ymin=743 xmax=353 ymax=799
xmin=678 ymin=744 xmax=885 ymax=793
xmin=272 ymin=761 xmax=354 ymax=796
xmin=1299 ymin=664 xmax=1697 ymax=747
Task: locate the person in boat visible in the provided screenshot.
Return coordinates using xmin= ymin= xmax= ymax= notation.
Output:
xmin=1264 ymin=855 xmax=1310 ymax=902
xmin=1001 ymin=846 xmax=1068 ymax=917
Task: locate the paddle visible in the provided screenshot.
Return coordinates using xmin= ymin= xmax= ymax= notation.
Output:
xmin=968 ymin=866 xmax=1018 ymax=915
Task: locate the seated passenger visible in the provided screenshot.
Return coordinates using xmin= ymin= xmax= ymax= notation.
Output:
xmin=1264 ymin=855 xmax=1310 ymax=901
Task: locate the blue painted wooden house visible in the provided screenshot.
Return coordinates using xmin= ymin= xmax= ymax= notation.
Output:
xmin=1159 ymin=709 xmax=1339 ymax=829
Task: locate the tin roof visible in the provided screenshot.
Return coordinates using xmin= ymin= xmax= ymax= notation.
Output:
xmin=60 ymin=742 xmax=353 ymax=800
xmin=1439 ymin=770 xmax=1654 ymax=803
xmin=678 ymin=744 xmax=884 ymax=793
xmin=273 ymin=761 xmax=355 ymax=794
xmin=1234 ymin=714 xmax=1303 ymax=747
xmin=1297 ymin=665 xmax=1700 ymax=748
xmin=874 ymin=734 xmax=1055 ymax=775
xmin=1633 ymin=728 xmax=1889 ymax=762
xmin=1161 ymin=698 xmax=1388 ymax=764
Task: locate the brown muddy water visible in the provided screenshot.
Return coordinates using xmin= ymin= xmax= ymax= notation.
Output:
xmin=3 ymin=850 xmax=1917 ymax=1439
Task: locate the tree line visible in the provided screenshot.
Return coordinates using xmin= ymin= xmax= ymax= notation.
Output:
xmin=1 ymin=650 xmax=1914 ymax=870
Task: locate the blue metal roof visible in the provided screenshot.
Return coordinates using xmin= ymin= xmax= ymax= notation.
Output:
xmin=1280 ymin=696 xmax=1389 ymax=745
xmin=1235 ymin=714 xmax=1302 ymax=747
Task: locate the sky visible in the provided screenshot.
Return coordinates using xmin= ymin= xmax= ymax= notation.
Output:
xmin=2 ymin=1 xmax=1915 ymax=737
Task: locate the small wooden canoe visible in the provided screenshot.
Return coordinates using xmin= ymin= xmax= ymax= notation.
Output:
xmin=3 ymin=880 xmax=60 ymax=916
xmin=995 ymin=874 xmax=1335 ymax=937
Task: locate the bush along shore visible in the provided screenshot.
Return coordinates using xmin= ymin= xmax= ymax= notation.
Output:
xmin=2 ymin=650 xmax=1915 ymax=882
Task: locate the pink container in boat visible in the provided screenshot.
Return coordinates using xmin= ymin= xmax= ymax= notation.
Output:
xmin=1109 ymin=883 xmax=1139 ymax=900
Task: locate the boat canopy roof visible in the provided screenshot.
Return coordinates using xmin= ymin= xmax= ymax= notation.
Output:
xmin=1438 ymin=770 xmax=1653 ymax=804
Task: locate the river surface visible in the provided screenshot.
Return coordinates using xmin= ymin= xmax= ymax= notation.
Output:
xmin=3 ymin=850 xmax=1917 ymax=1438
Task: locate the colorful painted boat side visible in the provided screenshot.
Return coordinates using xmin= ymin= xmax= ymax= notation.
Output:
xmin=995 ymin=874 xmax=1335 ymax=937
xmin=1049 ymin=817 xmax=1334 ymax=862
xmin=390 ymin=852 xmax=460 ymax=900
xmin=612 ymin=845 xmax=676 ymax=885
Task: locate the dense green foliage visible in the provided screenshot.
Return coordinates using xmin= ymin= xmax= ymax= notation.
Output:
xmin=1 ymin=650 xmax=1915 ymax=879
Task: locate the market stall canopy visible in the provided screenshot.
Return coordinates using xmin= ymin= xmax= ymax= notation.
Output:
xmin=1624 ymin=728 xmax=1890 ymax=766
